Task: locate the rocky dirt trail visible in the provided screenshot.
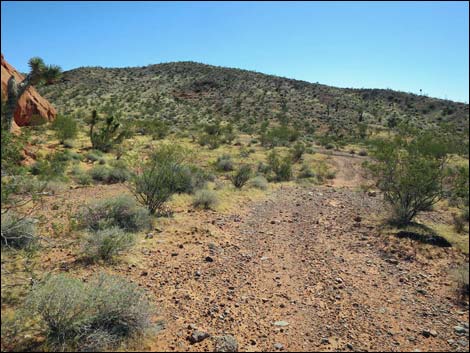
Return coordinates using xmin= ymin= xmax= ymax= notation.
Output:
xmin=141 ymin=183 xmax=468 ymax=352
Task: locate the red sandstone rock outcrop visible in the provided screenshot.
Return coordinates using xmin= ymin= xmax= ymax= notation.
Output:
xmin=1 ymin=54 xmax=57 ymax=126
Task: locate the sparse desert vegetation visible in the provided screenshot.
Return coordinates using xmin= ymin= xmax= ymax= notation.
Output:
xmin=1 ymin=3 xmax=469 ymax=351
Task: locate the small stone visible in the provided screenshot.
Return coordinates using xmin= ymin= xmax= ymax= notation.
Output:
xmin=145 ymin=232 xmax=154 ymax=239
xmin=273 ymin=321 xmax=289 ymax=327
xmin=205 ymin=256 xmax=214 ymax=262
xmin=335 ymin=277 xmax=343 ymax=284
xmin=457 ymin=339 xmax=468 ymax=347
xmin=321 ymin=337 xmax=330 ymax=345
xmin=188 ymin=330 xmax=210 ymax=344
xmin=454 ymin=326 xmax=466 ymax=334
xmin=214 ymin=335 xmax=238 ymax=352
xmin=274 ymin=343 xmax=284 ymax=350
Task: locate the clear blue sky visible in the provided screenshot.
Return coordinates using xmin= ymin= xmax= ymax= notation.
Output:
xmin=1 ymin=1 xmax=469 ymax=102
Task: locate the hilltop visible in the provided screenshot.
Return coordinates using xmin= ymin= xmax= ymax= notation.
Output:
xmin=37 ymin=61 xmax=469 ymax=133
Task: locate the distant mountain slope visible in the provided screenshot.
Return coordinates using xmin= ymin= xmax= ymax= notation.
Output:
xmin=37 ymin=61 xmax=469 ymax=133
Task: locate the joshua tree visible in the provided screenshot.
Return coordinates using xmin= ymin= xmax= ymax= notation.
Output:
xmin=89 ymin=110 xmax=129 ymax=152
xmin=3 ymin=57 xmax=62 ymax=131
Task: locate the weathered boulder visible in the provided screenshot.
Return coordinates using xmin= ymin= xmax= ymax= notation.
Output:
xmin=1 ymin=54 xmax=56 ymax=126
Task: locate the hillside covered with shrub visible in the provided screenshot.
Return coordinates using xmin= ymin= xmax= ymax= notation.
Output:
xmin=37 ymin=61 xmax=469 ymax=135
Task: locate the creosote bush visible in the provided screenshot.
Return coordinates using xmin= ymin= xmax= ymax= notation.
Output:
xmin=290 ymin=141 xmax=305 ymax=163
xmin=267 ymin=150 xmax=292 ymax=182
xmin=25 ymin=273 xmax=153 ymax=351
xmin=79 ymin=195 xmax=152 ymax=232
xmin=260 ymin=125 xmax=299 ymax=147
xmin=51 ymin=114 xmax=78 ymax=144
xmin=366 ymin=131 xmax=451 ymax=225
xmin=192 ymin=189 xmax=219 ymax=210
xmin=81 ymin=226 xmax=135 ymax=262
xmin=231 ymin=164 xmax=252 ymax=189
xmin=131 ymin=144 xmax=194 ymax=215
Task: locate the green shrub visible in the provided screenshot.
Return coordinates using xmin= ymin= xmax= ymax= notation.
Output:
xmin=1 ymin=212 xmax=37 ymax=249
xmin=192 ymin=189 xmax=218 ymax=210
xmin=198 ymin=133 xmax=220 ymax=149
xmin=66 ymin=150 xmax=83 ymax=161
xmin=30 ymin=152 xmax=68 ymax=180
xmin=62 ymin=139 xmax=75 ymax=149
xmin=75 ymin=172 xmax=92 ymax=186
xmin=79 ymin=195 xmax=152 ymax=232
xmin=51 ymin=114 xmax=78 ymax=144
xmin=358 ymin=150 xmax=368 ymax=156
xmin=249 ymin=176 xmax=268 ymax=190
xmin=1 ymin=128 xmax=25 ymax=176
xmin=325 ymin=143 xmax=334 ymax=150
xmin=26 ymin=273 xmax=153 ymax=350
xmin=366 ymin=131 xmax=451 ymax=225
xmin=44 ymin=181 xmax=68 ymax=195
xmin=216 ymin=154 xmax=234 ymax=171
xmin=89 ymin=165 xmax=110 ymax=182
xmin=298 ymin=163 xmax=315 ymax=179
xmin=325 ymin=170 xmax=336 ymax=179
xmin=88 ymin=110 xmax=130 ymax=152
xmin=452 ymin=264 xmax=469 ymax=298
xmin=131 ymin=145 xmax=192 ymax=214
xmin=290 ymin=141 xmax=305 ymax=163
xmin=260 ymin=125 xmax=299 ymax=147
xmin=81 ymin=227 xmax=135 ymax=262
xmin=180 ymin=165 xmax=212 ymax=192
xmin=231 ymin=164 xmax=252 ymax=189
xmin=89 ymin=163 xmax=130 ymax=184
xmin=136 ymin=118 xmax=170 ymax=140
xmin=239 ymin=147 xmax=251 ymax=158
xmin=9 ymin=176 xmax=46 ymax=195
xmin=451 ymin=165 xmax=469 ymax=222
xmin=197 ymin=121 xmax=235 ymax=149
xmin=267 ymin=150 xmax=292 ymax=182
xmin=314 ymin=161 xmax=332 ymax=183
xmin=257 ymin=161 xmax=270 ymax=175
xmin=305 ymin=147 xmax=316 ymax=154
xmin=85 ymin=150 xmax=102 ymax=162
